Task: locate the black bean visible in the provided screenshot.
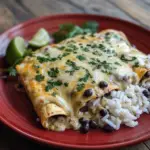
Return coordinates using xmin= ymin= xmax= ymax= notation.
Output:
xmin=89 ymin=120 xmax=98 ymax=129
xmin=18 ymin=83 xmax=23 ymax=88
xmin=144 ymin=71 xmax=150 ymax=78
xmin=123 ymin=76 xmax=129 ymax=81
xmin=99 ymin=81 xmax=108 ymax=88
xmin=79 ymin=118 xmax=89 ymax=125
xmin=104 ymin=92 xmax=110 ymax=97
xmin=103 ymin=124 xmax=114 ymax=132
xmin=44 ymin=47 xmax=49 ymax=51
xmin=80 ymin=123 xmax=89 ymax=134
xmin=80 ymin=106 xmax=88 ymax=112
xmin=143 ymin=90 xmax=149 ymax=98
xmin=87 ymin=101 xmax=93 ymax=107
xmin=99 ymin=109 xmax=107 ymax=117
xmin=83 ymin=89 xmax=93 ymax=97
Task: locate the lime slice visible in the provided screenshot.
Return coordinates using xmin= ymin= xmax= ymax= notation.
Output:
xmin=29 ymin=28 xmax=50 ymax=47
xmin=6 ymin=36 xmax=26 ymax=65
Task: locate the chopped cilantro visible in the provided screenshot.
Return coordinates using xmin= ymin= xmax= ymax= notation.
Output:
xmin=48 ymin=80 xmax=62 ymax=86
xmin=79 ymin=70 xmax=90 ymax=82
xmin=66 ymin=60 xmax=75 ymax=66
xmin=45 ymin=80 xmax=62 ymax=92
xmin=82 ymin=21 xmax=99 ymax=33
xmin=34 ymin=65 xmax=40 ymax=69
xmin=92 ymin=51 xmax=102 ymax=56
xmin=52 ymin=92 xmax=57 ymax=97
xmin=87 ymin=44 xmax=91 ymax=47
xmin=89 ymin=58 xmax=115 ymax=73
xmin=76 ymin=55 xmax=86 ymax=61
xmin=113 ymin=34 xmax=121 ymax=40
xmin=7 ymin=67 xmax=17 ymax=76
xmin=45 ymin=85 xmax=53 ymax=92
xmin=59 ymin=46 xmax=65 ymax=50
xmin=64 ymin=82 xmax=69 ymax=87
xmin=82 ymin=47 xmax=89 ymax=52
xmin=65 ymin=60 xmax=80 ymax=75
xmin=37 ymin=56 xmax=49 ymax=63
xmin=65 ymin=44 xmax=77 ymax=53
xmin=52 ymin=21 xmax=99 ymax=43
xmin=37 ymin=56 xmax=57 ymax=63
xmin=91 ymin=44 xmax=97 ymax=48
xmin=133 ymin=62 xmax=139 ymax=67
xmin=62 ymin=52 xmax=70 ymax=57
xmin=121 ymin=55 xmax=137 ymax=62
xmin=98 ymin=44 xmax=105 ymax=51
xmin=59 ymin=23 xmax=75 ymax=31
xmin=58 ymin=52 xmax=70 ymax=60
xmin=35 ymin=74 xmax=44 ymax=82
xmin=81 ymin=36 xmax=85 ymax=39
xmin=67 ymin=26 xmax=83 ymax=38
xmin=48 ymin=67 xmax=59 ymax=77
xmin=114 ymin=62 xmax=121 ymax=66
xmin=77 ymin=83 xmax=85 ymax=91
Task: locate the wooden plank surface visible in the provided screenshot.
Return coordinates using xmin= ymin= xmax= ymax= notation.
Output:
xmin=0 ymin=0 xmax=150 ymax=150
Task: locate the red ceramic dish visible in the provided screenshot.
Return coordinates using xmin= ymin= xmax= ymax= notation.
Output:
xmin=0 ymin=14 xmax=150 ymax=149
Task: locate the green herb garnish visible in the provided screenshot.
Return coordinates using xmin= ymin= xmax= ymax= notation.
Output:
xmin=7 ymin=67 xmax=17 ymax=76
xmin=48 ymin=67 xmax=59 ymax=77
xmin=65 ymin=60 xmax=80 ymax=75
xmin=79 ymin=70 xmax=90 ymax=82
xmin=52 ymin=21 xmax=99 ymax=43
xmin=114 ymin=62 xmax=121 ymax=66
xmin=64 ymin=82 xmax=69 ymax=87
xmin=52 ymin=92 xmax=57 ymax=97
xmin=35 ymin=74 xmax=45 ymax=82
xmin=89 ymin=58 xmax=115 ymax=74
xmin=121 ymin=55 xmax=137 ymax=62
xmin=37 ymin=56 xmax=49 ymax=63
xmin=76 ymin=55 xmax=86 ymax=61
xmin=82 ymin=21 xmax=99 ymax=33
xmin=37 ymin=56 xmax=57 ymax=63
xmin=76 ymin=83 xmax=85 ymax=91
xmin=45 ymin=80 xmax=62 ymax=91
xmin=133 ymin=62 xmax=140 ymax=67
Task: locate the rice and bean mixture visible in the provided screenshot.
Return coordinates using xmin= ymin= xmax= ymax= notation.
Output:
xmin=46 ymin=34 xmax=150 ymax=133
xmin=48 ymin=81 xmax=150 ymax=133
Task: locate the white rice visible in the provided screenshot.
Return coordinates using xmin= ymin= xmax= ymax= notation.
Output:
xmin=48 ymin=84 xmax=150 ymax=132
xmin=100 ymin=84 xmax=150 ymax=130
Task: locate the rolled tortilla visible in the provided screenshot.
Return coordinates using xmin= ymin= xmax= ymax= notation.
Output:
xmin=16 ymin=69 xmax=70 ymax=130
xmin=99 ymin=29 xmax=150 ymax=83
xmin=41 ymin=103 xmax=67 ymax=128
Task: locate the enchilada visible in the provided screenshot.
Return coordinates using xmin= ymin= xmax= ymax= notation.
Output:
xmin=16 ymin=29 xmax=150 ymax=133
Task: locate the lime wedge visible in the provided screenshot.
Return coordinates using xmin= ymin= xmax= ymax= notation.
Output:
xmin=29 ymin=28 xmax=50 ymax=47
xmin=6 ymin=36 xmax=26 ymax=65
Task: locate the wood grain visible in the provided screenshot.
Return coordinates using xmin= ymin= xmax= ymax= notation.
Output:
xmin=0 ymin=0 xmax=150 ymax=150
xmin=109 ymin=0 xmax=150 ymax=28
xmin=0 ymin=3 xmax=16 ymax=33
xmin=122 ymin=143 xmax=149 ymax=150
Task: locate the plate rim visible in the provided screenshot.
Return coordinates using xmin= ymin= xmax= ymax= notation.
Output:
xmin=0 ymin=13 xmax=150 ymax=149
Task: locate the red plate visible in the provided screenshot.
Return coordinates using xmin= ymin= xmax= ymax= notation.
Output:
xmin=0 ymin=14 xmax=150 ymax=149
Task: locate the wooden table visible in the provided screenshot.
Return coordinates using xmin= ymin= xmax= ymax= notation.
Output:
xmin=0 ymin=0 xmax=150 ymax=149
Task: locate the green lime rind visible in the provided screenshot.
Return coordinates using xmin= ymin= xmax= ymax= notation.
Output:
xmin=29 ymin=28 xmax=50 ymax=47
xmin=6 ymin=36 xmax=26 ymax=65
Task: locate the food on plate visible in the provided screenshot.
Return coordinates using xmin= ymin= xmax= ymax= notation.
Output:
xmin=4 ymin=22 xmax=150 ymax=133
